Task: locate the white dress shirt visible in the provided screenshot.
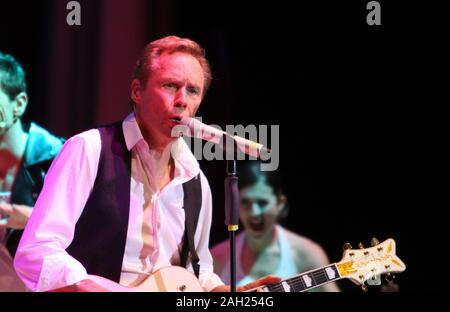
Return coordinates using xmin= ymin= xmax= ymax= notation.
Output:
xmin=14 ymin=113 xmax=224 ymax=292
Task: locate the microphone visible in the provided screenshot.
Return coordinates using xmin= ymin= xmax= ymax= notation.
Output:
xmin=172 ymin=117 xmax=271 ymax=159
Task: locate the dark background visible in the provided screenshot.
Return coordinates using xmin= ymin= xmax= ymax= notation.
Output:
xmin=1 ymin=0 xmax=447 ymax=292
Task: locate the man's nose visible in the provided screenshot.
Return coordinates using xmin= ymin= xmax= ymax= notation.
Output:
xmin=250 ymin=203 xmax=263 ymax=217
xmin=174 ymin=89 xmax=188 ymax=109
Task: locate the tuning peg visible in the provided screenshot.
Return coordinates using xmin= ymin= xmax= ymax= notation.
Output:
xmin=358 ymin=242 xmax=364 ymax=249
xmin=361 ymin=284 xmax=369 ymax=292
xmin=370 ymin=237 xmax=380 ymax=246
xmin=367 ymin=274 xmax=381 ymax=286
xmin=343 ymin=243 xmax=352 ymax=251
xmin=385 ymin=273 xmax=396 ymax=282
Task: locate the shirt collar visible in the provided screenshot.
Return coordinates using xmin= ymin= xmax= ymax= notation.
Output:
xmin=122 ymin=112 xmax=200 ymax=179
xmin=122 ymin=112 xmax=143 ymax=151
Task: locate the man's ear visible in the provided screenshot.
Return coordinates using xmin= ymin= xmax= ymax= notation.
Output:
xmin=130 ymin=79 xmax=143 ymax=105
xmin=276 ymin=194 xmax=287 ymax=213
xmin=13 ymin=92 xmax=28 ymax=118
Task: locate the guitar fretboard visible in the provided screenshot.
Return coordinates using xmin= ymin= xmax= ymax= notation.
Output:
xmin=260 ymin=264 xmax=341 ymax=292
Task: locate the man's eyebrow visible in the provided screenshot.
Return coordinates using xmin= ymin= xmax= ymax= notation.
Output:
xmin=188 ymin=83 xmax=201 ymax=89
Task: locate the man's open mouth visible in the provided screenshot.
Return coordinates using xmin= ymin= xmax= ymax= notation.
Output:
xmin=170 ymin=116 xmax=182 ymax=123
xmin=248 ymin=218 xmax=265 ymax=232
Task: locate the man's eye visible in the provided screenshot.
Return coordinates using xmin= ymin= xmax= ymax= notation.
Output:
xmin=187 ymin=86 xmax=200 ymax=95
xmin=164 ymin=83 xmax=177 ymax=90
xmin=257 ymin=200 xmax=269 ymax=207
xmin=241 ymin=199 xmax=251 ymax=207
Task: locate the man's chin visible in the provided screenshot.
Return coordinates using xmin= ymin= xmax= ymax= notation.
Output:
xmin=246 ymin=227 xmax=269 ymax=239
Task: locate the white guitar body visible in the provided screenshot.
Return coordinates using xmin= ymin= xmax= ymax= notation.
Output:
xmin=88 ymin=266 xmax=204 ymax=292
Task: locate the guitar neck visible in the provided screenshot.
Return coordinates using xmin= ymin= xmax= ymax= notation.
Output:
xmin=252 ymin=264 xmax=341 ymax=292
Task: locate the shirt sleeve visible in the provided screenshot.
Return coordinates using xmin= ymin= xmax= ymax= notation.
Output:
xmin=14 ymin=130 xmax=101 ymax=292
xmin=193 ymin=171 xmax=226 ymax=292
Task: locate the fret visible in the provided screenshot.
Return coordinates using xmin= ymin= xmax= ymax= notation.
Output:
xmin=291 ymin=275 xmax=307 ymax=292
xmin=312 ymin=269 xmax=329 ymax=285
xmin=265 ymin=282 xmax=284 ymax=292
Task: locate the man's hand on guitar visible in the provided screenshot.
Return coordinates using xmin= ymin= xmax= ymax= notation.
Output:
xmin=211 ymin=275 xmax=282 ymax=292
xmin=238 ymin=275 xmax=282 ymax=292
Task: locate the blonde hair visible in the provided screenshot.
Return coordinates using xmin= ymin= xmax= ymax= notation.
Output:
xmin=132 ymin=36 xmax=212 ymax=96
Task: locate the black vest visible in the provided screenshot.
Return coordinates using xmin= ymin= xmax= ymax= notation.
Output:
xmin=66 ymin=123 xmax=201 ymax=282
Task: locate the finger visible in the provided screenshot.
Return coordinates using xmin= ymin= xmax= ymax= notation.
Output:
xmin=255 ymin=275 xmax=282 ymax=285
xmin=250 ymin=275 xmax=281 ymax=287
xmin=0 ymin=203 xmax=13 ymax=214
xmin=238 ymin=275 xmax=282 ymax=292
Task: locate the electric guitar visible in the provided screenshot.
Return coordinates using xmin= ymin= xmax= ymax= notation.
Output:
xmin=52 ymin=238 xmax=405 ymax=292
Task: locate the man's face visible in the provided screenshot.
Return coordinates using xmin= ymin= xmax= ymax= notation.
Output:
xmin=239 ymin=180 xmax=283 ymax=239
xmin=132 ymin=52 xmax=205 ymax=143
xmin=0 ymin=85 xmax=15 ymax=137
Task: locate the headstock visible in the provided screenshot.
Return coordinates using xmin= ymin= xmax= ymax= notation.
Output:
xmin=336 ymin=238 xmax=405 ymax=291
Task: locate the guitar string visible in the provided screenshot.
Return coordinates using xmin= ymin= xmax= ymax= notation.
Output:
xmin=280 ymin=268 xmax=333 ymax=292
xmin=268 ymin=267 xmax=334 ymax=292
xmin=288 ymin=269 xmax=335 ymax=292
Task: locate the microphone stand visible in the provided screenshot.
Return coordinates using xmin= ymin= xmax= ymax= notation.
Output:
xmin=223 ymin=134 xmax=240 ymax=292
